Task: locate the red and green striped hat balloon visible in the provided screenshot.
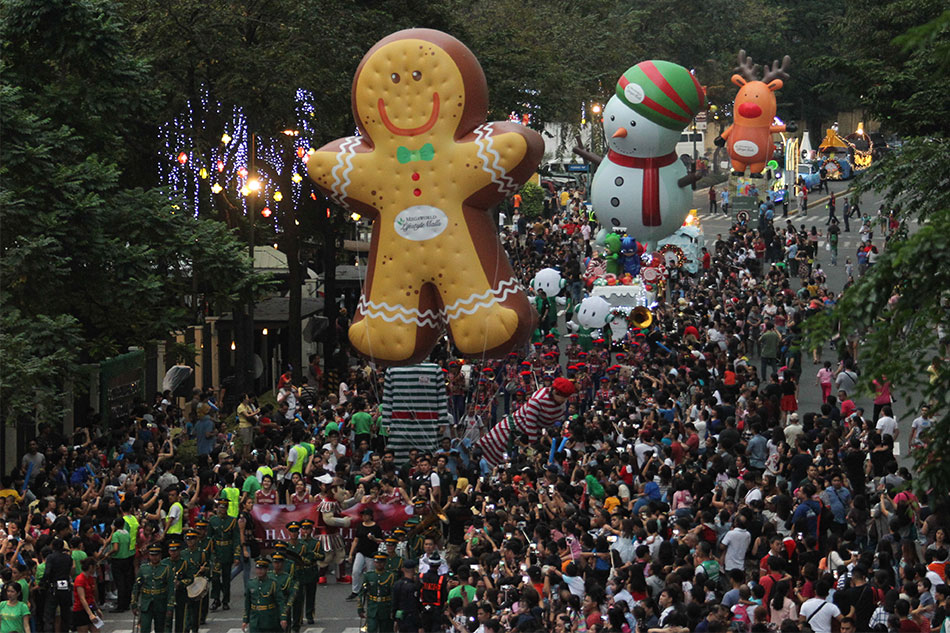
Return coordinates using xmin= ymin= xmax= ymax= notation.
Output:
xmin=616 ymin=60 xmax=707 ymax=130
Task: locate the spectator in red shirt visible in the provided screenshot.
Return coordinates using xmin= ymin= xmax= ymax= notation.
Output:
xmin=701 ymin=247 xmax=711 ymax=271
xmin=72 ymin=558 xmax=100 ymax=633
xmin=838 ymin=389 xmax=856 ymax=418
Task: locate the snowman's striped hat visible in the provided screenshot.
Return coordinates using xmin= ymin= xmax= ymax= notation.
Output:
xmin=616 ymin=60 xmax=706 ymax=130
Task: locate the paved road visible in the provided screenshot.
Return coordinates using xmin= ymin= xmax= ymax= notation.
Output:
xmin=101 ymin=179 xmax=918 ymax=633
xmin=101 ymin=575 xmax=363 ymax=633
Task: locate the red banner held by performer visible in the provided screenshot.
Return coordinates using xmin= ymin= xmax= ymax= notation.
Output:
xmin=252 ymin=502 xmax=411 ymax=546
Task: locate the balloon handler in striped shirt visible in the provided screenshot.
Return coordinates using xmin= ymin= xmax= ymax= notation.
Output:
xmin=475 ymin=377 xmax=575 ymax=467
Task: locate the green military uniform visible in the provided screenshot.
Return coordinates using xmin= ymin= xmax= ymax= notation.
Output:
xmin=133 ymin=545 xmax=174 ymax=633
xmin=244 ymin=560 xmax=288 ymax=633
xmin=194 ymin=521 xmax=213 ymax=624
xmin=267 ymin=554 xmax=299 ymax=622
xmin=179 ymin=533 xmax=207 ymax=633
xmin=383 ymin=538 xmax=403 ymax=575
xmin=298 ymin=521 xmax=323 ymax=625
xmin=284 ymin=525 xmax=307 ymax=633
xmin=208 ymin=505 xmax=240 ymax=609
xmin=165 ymin=543 xmax=188 ymax=633
xmin=359 ymin=556 xmax=395 ymax=633
xmin=405 ymin=518 xmax=424 ymax=560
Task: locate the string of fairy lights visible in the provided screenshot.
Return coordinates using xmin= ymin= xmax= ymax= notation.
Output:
xmin=158 ymin=88 xmax=320 ymax=227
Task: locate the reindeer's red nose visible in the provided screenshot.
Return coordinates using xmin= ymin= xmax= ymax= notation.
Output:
xmin=738 ymin=102 xmax=762 ymax=118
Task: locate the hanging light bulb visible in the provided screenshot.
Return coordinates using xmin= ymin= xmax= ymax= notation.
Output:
xmin=237 ymin=166 xmax=248 ymax=178
xmin=230 ymin=340 xmax=236 ymax=351
xmin=198 ymin=168 xmax=209 ymax=179
xmin=350 ymin=212 xmax=361 ymax=221
xmin=291 ymin=173 xmax=302 ymax=184
xmin=211 ymin=183 xmax=223 ymax=194
xmin=261 ymin=206 xmax=272 ymax=218
xmin=240 ymin=184 xmax=251 ymax=196
xmin=216 ymin=160 xmax=224 ymax=172
xmin=262 ymin=328 xmax=269 ymax=336
xmin=302 ymin=154 xmax=309 ymax=164
xmin=273 ymin=191 xmax=283 ymax=202
xmin=247 ymin=178 xmax=261 ymax=192
xmin=177 ymin=152 xmax=188 ymax=164
xmin=221 ymin=133 xmax=232 ymax=145
xmin=296 ymin=147 xmax=306 ymax=158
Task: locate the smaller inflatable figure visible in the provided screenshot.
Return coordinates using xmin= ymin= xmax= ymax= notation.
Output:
xmin=530 ymin=268 xmax=567 ymax=340
xmin=714 ymin=50 xmax=795 ymax=177
xmin=620 ymin=236 xmax=642 ymax=277
xmin=603 ymin=233 xmax=623 ymax=275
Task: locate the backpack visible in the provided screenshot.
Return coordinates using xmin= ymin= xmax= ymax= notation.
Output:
xmin=730 ymin=603 xmax=751 ymax=632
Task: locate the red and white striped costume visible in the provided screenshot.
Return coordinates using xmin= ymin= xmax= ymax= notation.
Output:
xmin=313 ymin=496 xmax=345 ymax=552
xmin=475 ymin=386 xmax=566 ymax=466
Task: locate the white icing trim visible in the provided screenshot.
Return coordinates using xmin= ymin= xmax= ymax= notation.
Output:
xmin=473 ymin=124 xmax=519 ymax=196
xmin=356 ymin=276 xmax=523 ymax=326
xmin=329 ymin=137 xmax=359 ymax=205
xmin=443 ymin=276 xmax=522 ymax=319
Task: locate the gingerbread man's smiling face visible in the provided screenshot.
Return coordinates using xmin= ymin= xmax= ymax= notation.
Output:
xmin=354 ymin=38 xmax=467 ymax=149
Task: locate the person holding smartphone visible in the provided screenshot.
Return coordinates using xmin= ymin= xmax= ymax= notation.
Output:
xmin=71 ymin=558 xmax=101 ymax=633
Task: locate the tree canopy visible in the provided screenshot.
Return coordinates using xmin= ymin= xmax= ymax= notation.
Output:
xmin=805 ymin=2 xmax=950 ymax=492
xmin=0 ymin=0 xmax=261 ymax=423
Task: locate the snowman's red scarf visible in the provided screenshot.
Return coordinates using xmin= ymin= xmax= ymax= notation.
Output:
xmin=606 ymin=150 xmax=677 ymax=226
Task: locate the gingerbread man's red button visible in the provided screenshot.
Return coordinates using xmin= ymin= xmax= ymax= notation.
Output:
xmin=411 ymin=173 xmax=420 ymax=181
xmin=413 ymin=188 xmax=422 ymax=197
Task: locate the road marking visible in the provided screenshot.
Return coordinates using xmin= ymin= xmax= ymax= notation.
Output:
xmin=341 ymin=628 xmax=362 ymax=633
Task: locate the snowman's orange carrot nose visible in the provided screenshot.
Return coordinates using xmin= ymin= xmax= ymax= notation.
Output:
xmin=612 ymin=127 xmax=627 ymax=138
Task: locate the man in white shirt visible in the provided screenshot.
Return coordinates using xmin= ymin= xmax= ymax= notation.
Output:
xmin=799 ymin=580 xmax=841 ymax=633
xmin=784 ymin=413 xmax=804 ymax=446
xmin=910 ymin=405 xmax=932 ymax=448
xmin=875 ymin=406 xmax=898 ymax=439
xmin=634 ymin=433 xmax=655 ymax=469
xmin=742 ymin=474 xmax=762 ymax=505
xmin=835 ymin=366 xmax=858 ymax=397
xmin=720 ymin=517 xmax=751 ymax=572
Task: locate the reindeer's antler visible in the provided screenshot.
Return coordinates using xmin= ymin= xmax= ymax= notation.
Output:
xmin=735 ymin=50 xmax=760 ymax=82
xmin=762 ymin=55 xmax=791 ymax=83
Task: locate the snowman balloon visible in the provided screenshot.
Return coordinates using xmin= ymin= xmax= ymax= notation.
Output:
xmin=584 ymin=61 xmax=706 ymax=245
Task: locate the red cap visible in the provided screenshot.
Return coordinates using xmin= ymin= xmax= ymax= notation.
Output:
xmin=552 ymin=377 xmax=576 ymax=396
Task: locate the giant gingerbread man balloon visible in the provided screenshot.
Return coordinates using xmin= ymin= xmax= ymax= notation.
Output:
xmin=308 ymin=29 xmax=541 ymax=365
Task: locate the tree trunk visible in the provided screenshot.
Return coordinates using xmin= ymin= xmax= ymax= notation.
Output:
xmin=286 ymin=210 xmax=303 ymax=384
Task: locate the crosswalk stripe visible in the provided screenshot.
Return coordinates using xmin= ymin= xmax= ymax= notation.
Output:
xmin=341 ymin=627 xmax=362 ymax=633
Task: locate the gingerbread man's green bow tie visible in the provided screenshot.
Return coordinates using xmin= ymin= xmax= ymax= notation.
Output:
xmin=396 ymin=143 xmax=435 ymax=164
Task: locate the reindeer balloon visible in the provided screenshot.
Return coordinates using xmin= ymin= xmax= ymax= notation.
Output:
xmin=715 ymin=51 xmax=794 ymax=177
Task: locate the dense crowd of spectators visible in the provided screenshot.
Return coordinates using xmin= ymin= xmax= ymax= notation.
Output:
xmin=3 ymin=186 xmax=946 ymax=633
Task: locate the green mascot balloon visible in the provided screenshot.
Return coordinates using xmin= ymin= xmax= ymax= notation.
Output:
xmin=604 ymin=233 xmax=623 ymax=276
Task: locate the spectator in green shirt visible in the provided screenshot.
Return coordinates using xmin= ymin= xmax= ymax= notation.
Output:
xmin=350 ymin=397 xmax=373 ymax=449
xmin=758 ymin=321 xmax=782 ymax=380
xmin=241 ymin=460 xmax=261 ymax=497
xmin=0 ymin=583 xmax=30 ymax=633
xmin=446 ymin=567 xmax=477 ymax=606
xmin=69 ymin=537 xmax=87 ymax=580
xmin=102 ymin=518 xmax=134 ymax=612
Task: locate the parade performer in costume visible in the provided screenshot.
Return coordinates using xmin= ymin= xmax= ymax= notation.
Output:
xmin=475 ymin=377 xmax=574 ymax=466
xmin=313 ymin=479 xmax=354 ymax=585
